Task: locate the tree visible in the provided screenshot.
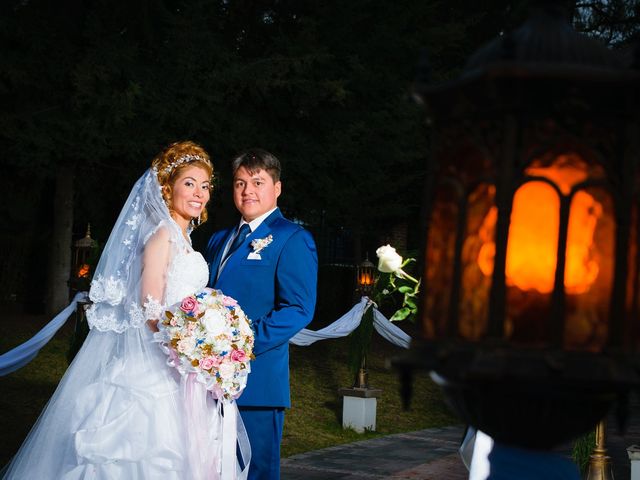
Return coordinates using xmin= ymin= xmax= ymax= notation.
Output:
xmin=573 ymin=0 xmax=640 ymax=48
xmin=182 ymin=0 xmax=521 ymax=256
xmin=0 ymin=0 xmax=166 ymax=312
xmin=7 ymin=0 xmax=634 ymax=312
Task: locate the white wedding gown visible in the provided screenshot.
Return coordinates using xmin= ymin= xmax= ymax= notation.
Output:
xmin=3 ymin=246 xmax=211 ymax=479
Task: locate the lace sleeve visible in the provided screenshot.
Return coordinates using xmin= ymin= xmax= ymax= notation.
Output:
xmin=140 ymin=226 xmax=172 ymax=320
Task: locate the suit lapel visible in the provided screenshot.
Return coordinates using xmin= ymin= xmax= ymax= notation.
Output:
xmin=211 ymin=228 xmax=236 ymax=284
xmin=217 ymin=209 xmax=282 ymax=282
xmin=249 ymin=209 xmax=282 ymax=250
xmin=249 ymin=210 xmax=280 ymax=244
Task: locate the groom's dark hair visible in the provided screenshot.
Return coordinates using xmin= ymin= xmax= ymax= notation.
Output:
xmin=232 ymin=148 xmax=281 ymax=183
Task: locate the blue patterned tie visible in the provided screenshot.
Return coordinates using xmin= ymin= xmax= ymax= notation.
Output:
xmin=223 ymin=223 xmax=251 ymax=263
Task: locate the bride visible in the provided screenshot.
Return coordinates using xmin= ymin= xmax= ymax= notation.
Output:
xmin=3 ymin=141 xmax=249 ymax=479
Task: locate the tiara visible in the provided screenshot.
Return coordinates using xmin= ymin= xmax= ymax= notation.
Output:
xmin=163 ymin=154 xmax=204 ymax=174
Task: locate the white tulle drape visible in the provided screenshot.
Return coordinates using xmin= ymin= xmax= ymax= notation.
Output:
xmin=1 ymin=296 xmax=412 ymax=378
xmin=290 ymin=296 xmax=411 ymax=349
xmin=0 ymin=292 xmax=87 ymax=376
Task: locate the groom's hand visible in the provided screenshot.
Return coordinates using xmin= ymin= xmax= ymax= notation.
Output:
xmin=146 ymin=319 xmax=159 ymax=332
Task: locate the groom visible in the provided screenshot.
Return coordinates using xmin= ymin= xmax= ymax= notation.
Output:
xmin=205 ymin=148 xmax=318 ymax=479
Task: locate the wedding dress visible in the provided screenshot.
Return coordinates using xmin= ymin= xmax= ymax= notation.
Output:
xmin=3 ymin=170 xmax=248 ymax=479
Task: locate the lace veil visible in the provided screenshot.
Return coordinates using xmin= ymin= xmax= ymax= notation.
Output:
xmin=87 ymin=169 xmax=181 ymax=333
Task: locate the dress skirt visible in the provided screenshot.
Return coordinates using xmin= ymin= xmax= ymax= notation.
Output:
xmin=4 ymin=326 xmax=189 ymax=479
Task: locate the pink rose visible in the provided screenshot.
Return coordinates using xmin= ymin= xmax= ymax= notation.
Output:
xmin=231 ymin=349 xmax=248 ymax=362
xmin=180 ymin=296 xmax=199 ymax=315
xmin=199 ymin=357 xmax=215 ymax=370
xmin=222 ymin=296 xmax=238 ymax=307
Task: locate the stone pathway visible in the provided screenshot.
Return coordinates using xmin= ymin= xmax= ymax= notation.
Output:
xmin=281 ymin=426 xmax=469 ymax=479
xmin=282 ymin=395 xmax=640 ymax=480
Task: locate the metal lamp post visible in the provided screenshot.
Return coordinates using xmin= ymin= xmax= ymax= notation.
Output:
xmin=338 ymin=254 xmax=383 ymax=431
xmin=353 ymin=255 xmax=376 ymax=388
xmin=586 ymin=419 xmax=614 ymax=480
xmin=397 ymin=0 xmax=640 ymax=464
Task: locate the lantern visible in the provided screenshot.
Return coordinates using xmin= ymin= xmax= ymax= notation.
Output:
xmin=403 ymin=3 xmax=640 ymax=450
xmin=68 ymin=224 xmax=97 ymax=362
xmin=69 ymin=223 xmax=97 ymax=302
xmin=356 ymin=255 xmax=376 ymax=297
xmin=73 ymin=224 xmax=96 ymax=281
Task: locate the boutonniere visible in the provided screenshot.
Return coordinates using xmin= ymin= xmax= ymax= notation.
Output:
xmin=250 ymin=234 xmax=273 ymax=254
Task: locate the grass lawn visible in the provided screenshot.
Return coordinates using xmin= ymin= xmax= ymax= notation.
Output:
xmin=284 ymin=331 xmax=458 ymax=456
xmin=0 ymin=309 xmax=459 ymax=466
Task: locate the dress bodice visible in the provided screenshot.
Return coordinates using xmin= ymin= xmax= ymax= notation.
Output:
xmin=165 ymin=250 xmax=209 ymax=306
xmin=88 ymin=223 xmax=209 ymax=332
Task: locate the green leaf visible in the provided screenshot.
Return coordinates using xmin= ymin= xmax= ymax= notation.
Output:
xmin=398 ymin=286 xmax=413 ymax=294
xmin=404 ymin=297 xmax=416 ymax=309
xmin=390 ymin=307 xmax=411 ymax=321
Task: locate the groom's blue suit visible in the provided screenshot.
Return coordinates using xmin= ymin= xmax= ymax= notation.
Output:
xmin=205 ymin=208 xmax=318 ymax=479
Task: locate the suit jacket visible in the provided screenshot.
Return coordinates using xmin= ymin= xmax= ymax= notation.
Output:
xmin=204 ymin=208 xmax=318 ymax=407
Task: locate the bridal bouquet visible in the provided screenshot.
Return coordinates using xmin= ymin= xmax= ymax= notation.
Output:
xmin=155 ymin=288 xmax=254 ymax=401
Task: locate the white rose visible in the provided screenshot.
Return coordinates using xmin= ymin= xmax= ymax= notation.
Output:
xmin=177 ymin=336 xmax=196 ymax=355
xmin=238 ymin=318 xmax=253 ymax=336
xmin=203 ymin=309 xmax=227 ymax=337
xmin=219 ymin=361 xmax=236 ymax=380
xmin=376 ymin=245 xmax=403 ymax=273
xmin=213 ymin=337 xmax=232 ymax=353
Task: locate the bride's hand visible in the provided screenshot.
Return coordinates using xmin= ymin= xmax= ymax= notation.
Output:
xmin=146 ymin=319 xmax=159 ymax=332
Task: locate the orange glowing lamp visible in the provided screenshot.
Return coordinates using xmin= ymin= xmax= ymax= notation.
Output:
xmin=77 ymin=263 xmax=91 ymax=278
xmin=477 ymin=159 xmax=601 ymax=295
xmin=356 ymin=256 xmax=376 ymax=295
xmin=359 ymin=270 xmax=374 ymax=287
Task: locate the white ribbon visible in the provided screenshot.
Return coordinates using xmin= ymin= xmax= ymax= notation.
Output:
xmin=290 ymin=296 xmax=411 ymax=349
xmin=182 ymin=376 xmax=250 ymax=480
xmin=221 ymin=401 xmax=236 ymax=479
xmin=0 ymin=291 xmax=88 ymax=376
xmin=183 ymin=373 xmax=220 ymax=480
